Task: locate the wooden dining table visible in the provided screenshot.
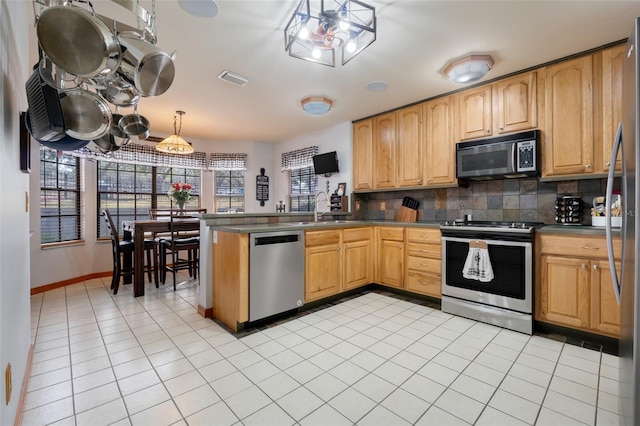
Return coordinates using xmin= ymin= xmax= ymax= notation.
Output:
xmin=122 ymin=218 xmax=200 ymax=297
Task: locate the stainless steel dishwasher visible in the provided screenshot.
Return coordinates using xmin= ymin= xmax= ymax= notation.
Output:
xmin=249 ymin=230 xmax=304 ymax=321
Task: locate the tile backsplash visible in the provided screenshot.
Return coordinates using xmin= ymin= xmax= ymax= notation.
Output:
xmin=352 ymin=178 xmax=617 ymax=225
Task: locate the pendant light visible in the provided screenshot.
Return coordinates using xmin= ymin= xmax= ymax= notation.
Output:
xmin=155 ymin=110 xmax=194 ymax=154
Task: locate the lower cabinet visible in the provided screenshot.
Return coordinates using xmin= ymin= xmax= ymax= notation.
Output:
xmin=375 ymin=226 xmax=405 ymax=288
xmin=536 ymin=234 xmax=620 ymax=337
xmin=305 ymin=229 xmax=342 ymax=302
xmin=343 ymin=228 xmax=373 ymax=291
xmin=305 ymin=227 xmax=373 ymax=302
xmin=405 ymin=228 xmax=442 ymax=298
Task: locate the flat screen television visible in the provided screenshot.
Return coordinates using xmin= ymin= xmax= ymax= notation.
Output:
xmin=312 ymin=151 xmax=339 ymax=175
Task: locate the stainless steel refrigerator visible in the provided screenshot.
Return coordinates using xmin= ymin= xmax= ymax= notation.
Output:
xmin=606 ymin=17 xmax=640 ymax=426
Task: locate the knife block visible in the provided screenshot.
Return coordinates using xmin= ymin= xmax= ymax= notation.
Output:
xmin=396 ymin=206 xmax=418 ymax=222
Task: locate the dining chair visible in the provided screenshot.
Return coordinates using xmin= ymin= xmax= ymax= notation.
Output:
xmin=102 ymin=209 xmax=157 ymax=294
xmin=158 ymin=209 xmax=206 ymax=290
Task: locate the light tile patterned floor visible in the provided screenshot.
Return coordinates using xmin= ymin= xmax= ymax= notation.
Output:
xmin=25 ymin=275 xmax=623 ymax=425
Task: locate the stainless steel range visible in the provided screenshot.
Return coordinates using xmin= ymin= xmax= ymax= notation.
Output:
xmin=440 ymin=220 xmax=544 ymax=334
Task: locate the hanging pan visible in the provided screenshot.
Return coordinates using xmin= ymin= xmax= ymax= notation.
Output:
xmin=117 ymin=33 xmax=175 ymax=97
xmin=118 ymin=105 xmax=150 ymax=140
xmin=36 ymin=4 xmax=121 ymax=78
xmin=59 ymin=88 xmax=112 ymax=140
xmin=25 ymin=110 xmax=91 ymax=151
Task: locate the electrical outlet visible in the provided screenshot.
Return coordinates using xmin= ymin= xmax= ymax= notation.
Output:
xmin=355 ymin=201 xmax=361 ymax=211
xmin=5 ymin=363 xmax=11 ymax=405
xmin=380 ymin=201 xmax=386 ymax=211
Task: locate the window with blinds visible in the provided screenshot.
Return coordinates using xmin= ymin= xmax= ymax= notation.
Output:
xmin=97 ymin=162 xmax=200 ymax=238
xmin=40 ymin=150 xmax=81 ymax=244
xmin=289 ymin=166 xmax=317 ymax=212
xmin=215 ymin=170 xmax=245 ymax=212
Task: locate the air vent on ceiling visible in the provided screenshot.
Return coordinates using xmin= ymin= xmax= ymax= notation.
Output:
xmin=217 ymin=70 xmax=248 ymax=87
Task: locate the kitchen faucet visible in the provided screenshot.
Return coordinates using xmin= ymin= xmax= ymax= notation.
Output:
xmin=314 ymin=191 xmax=329 ymax=222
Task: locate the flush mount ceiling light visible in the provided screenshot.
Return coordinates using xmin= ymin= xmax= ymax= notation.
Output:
xmin=284 ymin=0 xmax=376 ymax=67
xmin=301 ymin=96 xmax=333 ymax=115
xmin=155 ymin=111 xmax=195 ymax=154
xmin=443 ymin=54 xmax=494 ymax=84
xmin=179 ymin=0 xmax=219 ymax=17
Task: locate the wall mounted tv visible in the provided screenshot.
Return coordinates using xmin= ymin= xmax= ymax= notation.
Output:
xmin=312 ymin=151 xmax=339 ymax=176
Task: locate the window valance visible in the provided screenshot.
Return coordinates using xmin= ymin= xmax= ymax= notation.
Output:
xmin=46 ymin=142 xmax=208 ymax=170
xmin=208 ymin=153 xmax=248 ymax=170
xmin=281 ymin=146 xmax=319 ymax=171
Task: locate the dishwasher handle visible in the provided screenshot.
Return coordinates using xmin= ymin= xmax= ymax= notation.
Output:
xmin=254 ymin=234 xmax=300 ymax=246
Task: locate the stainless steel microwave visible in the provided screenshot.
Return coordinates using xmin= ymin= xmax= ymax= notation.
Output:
xmin=456 ymin=130 xmax=540 ymax=180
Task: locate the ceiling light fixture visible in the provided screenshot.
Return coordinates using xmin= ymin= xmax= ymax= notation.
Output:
xmin=284 ymin=0 xmax=376 ymax=67
xmin=301 ymin=96 xmax=333 ymax=115
xmin=155 ymin=111 xmax=195 ymax=154
xmin=443 ymin=54 xmax=494 ymax=84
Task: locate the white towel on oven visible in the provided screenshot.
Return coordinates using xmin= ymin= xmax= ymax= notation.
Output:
xmin=462 ymin=246 xmax=494 ymax=282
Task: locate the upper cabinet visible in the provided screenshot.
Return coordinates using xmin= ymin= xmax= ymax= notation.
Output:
xmin=456 ymin=71 xmax=537 ymax=141
xmin=353 ymin=119 xmax=373 ymax=190
xmin=397 ymin=104 xmax=424 ymax=187
xmin=456 ymin=85 xmax=493 ymax=140
xmin=424 ymin=96 xmax=456 ymax=186
xmin=373 ymin=112 xmax=397 ymax=188
xmin=493 ymin=71 xmax=538 ymax=134
xmin=600 ymin=44 xmax=625 ymax=173
xmin=540 ymin=55 xmax=594 ymax=177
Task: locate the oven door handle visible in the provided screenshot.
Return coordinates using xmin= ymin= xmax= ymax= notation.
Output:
xmin=605 ymin=121 xmax=624 ymax=305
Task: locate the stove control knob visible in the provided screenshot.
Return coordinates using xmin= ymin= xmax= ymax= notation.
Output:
xmin=521 ymin=223 xmax=527 ymax=229
xmin=511 ymin=223 xmax=516 ymax=228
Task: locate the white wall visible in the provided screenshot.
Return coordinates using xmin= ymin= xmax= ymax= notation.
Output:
xmin=0 ymin=0 xmax=33 ymax=423
xmin=273 ymin=122 xmax=353 ymax=212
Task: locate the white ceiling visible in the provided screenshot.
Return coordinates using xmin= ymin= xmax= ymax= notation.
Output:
xmin=28 ymin=1 xmax=640 ymax=144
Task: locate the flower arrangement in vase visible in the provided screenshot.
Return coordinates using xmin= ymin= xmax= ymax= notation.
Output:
xmin=168 ymin=182 xmax=193 ymax=209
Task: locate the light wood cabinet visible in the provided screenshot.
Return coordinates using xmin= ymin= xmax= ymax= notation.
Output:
xmin=537 ymin=234 xmax=620 ymax=337
xmin=493 ymin=71 xmax=537 ymax=134
xmin=305 ymin=227 xmax=373 ymax=300
xmin=404 ymin=228 xmax=442 ymax=297
xmin=456 ymin=85 xmax=493 ymax=140
xmin=600 ymin=44 xmax=625 ymax=173
xmin=373 ymin=112 xmax=397 ymax=188
xmin=397 ymin=104 xmax=424 ymax=187
xmin=456 ymin=72 xmax=537 ymax=142
xmin=212 ymin=231 xmax=249 ymax=332
xmin=343 ymin=228 xmax=373 ymax=290
xmin=353 ymin=119 xmax=374 ymax=190
xmin=424 ymin=96 xmax=456 ymax=186
xmin=540 ymin=55 xmax=594 ymax=177
xmin=375 ymin=226 xmax=404 ymax=288
xmin=305 ymin=230 xmax=342 ymax=302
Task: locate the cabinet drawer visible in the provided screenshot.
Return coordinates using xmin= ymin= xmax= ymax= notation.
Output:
xmin=407 ymin=256 xmax=440 ymax=274
xmin=406 ymin=228 xmax=441 ymax=244
xmin=538 ymin=234 xmax=617 ymax=259
xmin=305 ymin=230 xmax=341 ymax=247
xmin=377 ymin=227 xmax=404 ymax=241
xmin=406 ymin=242 xmax=441 ymax=258
xmin=405 ymin=270 xmax=441 ymax=297
xmin=343 ymin=227 xmax=372 ymax=243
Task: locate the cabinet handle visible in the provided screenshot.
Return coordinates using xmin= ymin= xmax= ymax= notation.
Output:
xmin=427 ymin=177 xmax=432 ymax=182
xmin=582 ymin=246 xmax=600 ymax=251
xmin=337 ymin=246 xmax=341 ymax=251
xmin=486 ymin=129 xmax=491 ymax=133
xmin=418 ymin=179 xmax=422 ymax=184
xmin=605 ymin=161 xmax=611 ymax=167
xmin=420 ymin=263 xmax=428 ymax=267
xmin=399 ymin=244 xmax=403 ymax=249
xmin=581 ymin=264 xmax=587 ymax=269
xmin=499 ymin=126 xmax=504 ymax=130
xmin=585 ymin=163 xmax=591 ymax=169
xmin=593 ymin=264 xmax=599 ymax=270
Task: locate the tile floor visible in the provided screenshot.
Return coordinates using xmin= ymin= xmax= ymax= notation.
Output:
xmin=24 ymin=274 xmax=624 ymax=426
